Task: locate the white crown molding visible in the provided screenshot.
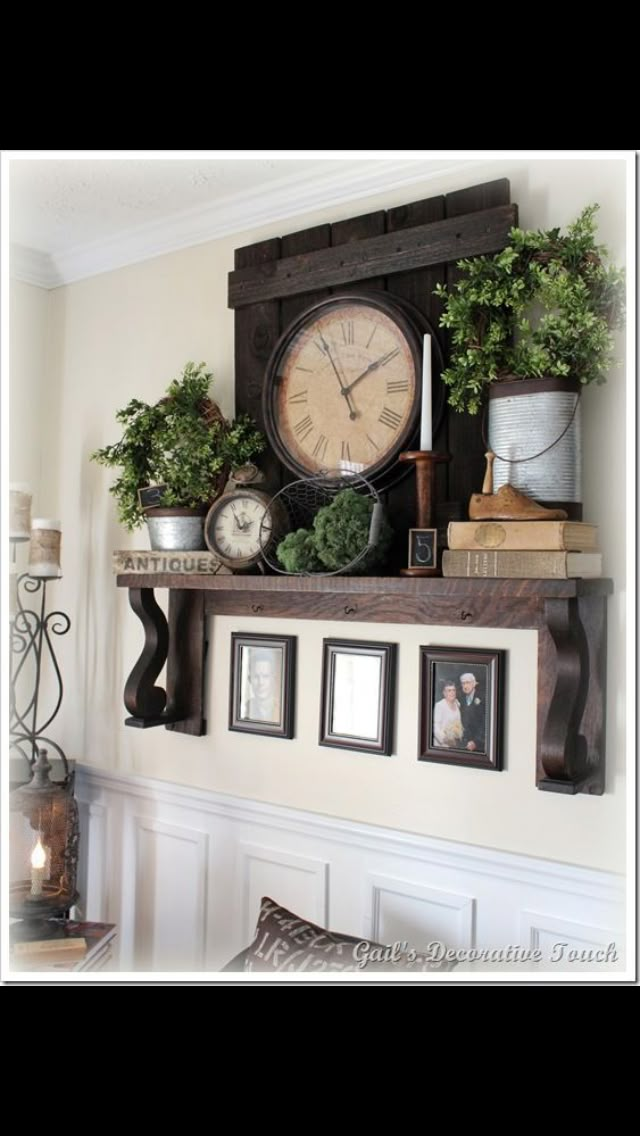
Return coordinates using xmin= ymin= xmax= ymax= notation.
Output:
xmin=12 ymin=158 xmax=481 ymax=288
xmin=11 ymin=244 xmax=62 ymax=289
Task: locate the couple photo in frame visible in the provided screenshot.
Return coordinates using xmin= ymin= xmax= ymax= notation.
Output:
xmin=419 ymin=646 xmax=505 ymax=771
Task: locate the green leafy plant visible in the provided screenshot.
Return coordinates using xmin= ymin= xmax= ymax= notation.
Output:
xmin=276 ymin=489 xmax=393 ymax=574
xmin=91 ymin=361 xmax=265 ymax=530
xmin=435 ymin=204 xmax=625 ymax=414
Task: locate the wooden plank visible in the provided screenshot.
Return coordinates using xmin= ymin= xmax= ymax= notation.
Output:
xmin=445 ymin=181 xmax=515 ymax=510
xmin=228 ymin=205 xmax=518 ymax=308
xmin=331 ymin=209 xmax=386 ymax=293
xmin=204 ymin=589 xmax=541 ymax=628
xmin=279 ymin=224 xmax=333 ymax=487
xmin=165 ymin=589 xmax=206 ymax=736
xmin=444 ymin=178 xmax=512 ymax=216
xmin=281 ymin=223 xmax=332 ymax=327
xmin=234 ymin=236 xmax=282 ymax=489
xmin=116 ymin=572 xmax=612 ymax=599
xmin=386 ymin=195 xmax=447 ymax=565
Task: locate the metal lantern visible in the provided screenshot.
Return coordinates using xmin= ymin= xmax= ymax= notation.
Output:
xmin=10 ymin=748 xmax=79 ymax=921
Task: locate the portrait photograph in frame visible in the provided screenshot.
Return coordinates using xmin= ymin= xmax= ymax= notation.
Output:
xmin=320 ymin=639 xmax=396 ymax=756
xmin=229 ymin=633 xmax=296 ymax=738
xmin=419 ymin=646 xmax=505 ymax=771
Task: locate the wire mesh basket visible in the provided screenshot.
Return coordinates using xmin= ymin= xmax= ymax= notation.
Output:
xmin=259 ymin=470 xmax=385 ymax=577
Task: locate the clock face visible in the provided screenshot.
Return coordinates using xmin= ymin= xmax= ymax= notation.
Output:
xmin=204 ymin=491 xmax=273 ymax=568
xmin=264 ymin=295 xmax=424 ymax=481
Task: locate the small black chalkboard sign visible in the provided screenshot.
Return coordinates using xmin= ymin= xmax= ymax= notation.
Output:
xmin=138 ymin=484 xmax=167 ymax=510
xmin=408 ymin=527 xmax=437 ymax=569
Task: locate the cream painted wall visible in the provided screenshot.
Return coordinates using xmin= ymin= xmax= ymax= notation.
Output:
xmin=9 ymin=280 xmax=52 ymax=500
xmin=17 ymin=156 xmax=627 ymax=873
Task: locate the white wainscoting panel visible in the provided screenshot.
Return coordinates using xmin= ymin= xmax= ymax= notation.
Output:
xmin=520 ymin=910 xmax=623 ymax=969
xmin=75 ymin=767 xmax=626 ymax=978
xmin=367 ymin=874 xmax=475 ymax=949
xmin=132 ymin=817 xmax=209 ymax=970
xmin=237 ymin=843 xmax=329 ymax=943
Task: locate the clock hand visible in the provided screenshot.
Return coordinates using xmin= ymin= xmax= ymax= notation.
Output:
xmin=318 ymin=332 xmax=357 ymax=421
xmin=341 ymin=348 xmax=401 ymax=397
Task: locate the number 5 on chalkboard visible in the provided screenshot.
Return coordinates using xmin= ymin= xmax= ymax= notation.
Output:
xmin=408 ymin=528 xmax=437 ymax=569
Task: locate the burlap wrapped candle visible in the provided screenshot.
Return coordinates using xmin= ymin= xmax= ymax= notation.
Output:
xmin=10 ymin=484 xmax=32 ymax=542
xmin=28 ymin=519 xmax=62 ymax=578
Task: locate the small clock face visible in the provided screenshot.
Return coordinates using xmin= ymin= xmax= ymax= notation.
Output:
xmin=205 ymin=491 xmax=273 ymax=569
xmin=264 ymin=294 xmax=425 ymax=481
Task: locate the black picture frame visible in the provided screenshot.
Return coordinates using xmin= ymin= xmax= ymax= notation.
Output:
xmin=319 ymin=639 xmax=396 ymax=755
xmin=229 ymin=633 xmax=296 ymax=738
xmin=408 ymin=527 xmax=437 ymax=569
xmin=419 ymin=646 xmax=505 ymax=771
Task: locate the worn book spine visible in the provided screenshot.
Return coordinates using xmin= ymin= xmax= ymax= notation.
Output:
xmin=13 ymin=937 xmax=87 ymax=958
xmin=447 ymin=521 xmax=598 ymax=552
xmin=113 ymin=551 xmax=230 ymax=575
xmin=442 ymin=550 xmax=602 ymax=578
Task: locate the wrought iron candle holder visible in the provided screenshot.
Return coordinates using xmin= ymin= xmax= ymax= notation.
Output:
xmin=10 ymin=572 xmax=71 ymax=775
xmin=9 ymin=499 xmax=78 ymax=923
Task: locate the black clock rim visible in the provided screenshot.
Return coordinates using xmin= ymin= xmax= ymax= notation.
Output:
xmin=204 ymin=488 xmax=273 ymax=569
xmin=262 ymin=291 xmax=445 ymax=487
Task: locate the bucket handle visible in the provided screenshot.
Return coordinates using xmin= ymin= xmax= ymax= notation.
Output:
xmin=482 ymin=392 xmax=581 ymax=465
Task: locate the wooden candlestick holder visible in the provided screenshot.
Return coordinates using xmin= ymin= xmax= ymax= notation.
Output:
xmin=399 ymin=450 xmax=451 ymax=577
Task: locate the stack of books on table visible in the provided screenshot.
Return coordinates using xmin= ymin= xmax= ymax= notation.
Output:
xmin=442 ymin=521 xmax=602 ymax=579
xmin=10 ymin=920 xmax=117 ymax=972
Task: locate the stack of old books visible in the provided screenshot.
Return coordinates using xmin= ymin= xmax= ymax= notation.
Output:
xmin=442 ymin=520 xmax=601 ymax=579
xmin=10 ymin=920 xmax=117 ymax=971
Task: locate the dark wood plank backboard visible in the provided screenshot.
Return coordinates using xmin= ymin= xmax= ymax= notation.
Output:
xmin=230 ymin=179 xmax=515 ymax=536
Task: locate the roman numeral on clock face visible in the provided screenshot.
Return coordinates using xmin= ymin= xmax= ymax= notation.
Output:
xmin=289 ymin=390 xmax=308 ymax=404
xmin=312 ymin=434 xmax=328 ymax=460
xmin=294 ymin=414 xmax=314 ymax=442
xmin=387 ymin=378 xmax=409 ymax=394
xmin=379 ymin=406 xmax=402 ymax=430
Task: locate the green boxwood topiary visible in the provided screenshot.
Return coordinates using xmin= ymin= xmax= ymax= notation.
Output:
xmin=91 ymin=362 xmax=264 ymax=530
xmin=434 ymin=204 xmax=625 ymax=415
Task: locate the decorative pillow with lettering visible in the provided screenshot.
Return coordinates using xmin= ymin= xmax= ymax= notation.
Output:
xmin=222 ymin=896 xmax=455 ymax=974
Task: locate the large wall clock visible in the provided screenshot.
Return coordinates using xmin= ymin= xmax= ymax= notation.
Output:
xmin=262 ymin=292 xmax=444 ymax=484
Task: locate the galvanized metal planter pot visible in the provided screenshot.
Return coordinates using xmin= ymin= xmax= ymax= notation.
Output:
xmin=488 ymin=377 xmax=582 ymax=519
xmin=145 ymin=507 xmax=207 ymax=551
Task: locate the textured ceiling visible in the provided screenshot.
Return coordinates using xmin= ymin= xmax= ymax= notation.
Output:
xmin=9 ymin=156 xmax=345 ymax=253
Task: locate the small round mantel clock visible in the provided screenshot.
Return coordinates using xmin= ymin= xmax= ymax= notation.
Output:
xmin=204 ymin=466 xmax=286 ymax=571
xmin=204 ymin=487 xmax=275 ymax=571
xmin=262 ymin=292 xmax=443 ymax=484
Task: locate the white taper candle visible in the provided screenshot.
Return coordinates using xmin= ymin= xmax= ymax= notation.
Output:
xmin=419 ymin=335 xmax=432 ymax=451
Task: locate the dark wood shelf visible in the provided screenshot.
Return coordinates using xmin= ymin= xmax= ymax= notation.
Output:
xmin=117 ymin=573 xmax=611 ymax=597
xmin=117 ymin=572 xmax=611 ymax=797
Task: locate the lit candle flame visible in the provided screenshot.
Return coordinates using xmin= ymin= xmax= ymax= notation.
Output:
xmin=31 ymin=837 xmax=46 ymax=870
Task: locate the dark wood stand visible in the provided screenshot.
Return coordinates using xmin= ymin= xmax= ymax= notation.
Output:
xmin=117 ymin=572 xmax=611 ymax=796
xmin=399 ymin=450 xmax=451 ymax=576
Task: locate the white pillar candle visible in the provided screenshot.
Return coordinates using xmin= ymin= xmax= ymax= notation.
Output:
xmin=28 ymin=519 xmax=62 ymax=578
xmin=10 ymin=483 xmax=32 ymax=541
xmin=419 ymin=335 xmax=432 ymax=451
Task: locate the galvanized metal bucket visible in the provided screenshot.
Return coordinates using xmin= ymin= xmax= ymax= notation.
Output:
xmin=145 ymin=507 xmax=206 ymax=551
xmin=488 ymin=377 xmax=582 ymax=519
